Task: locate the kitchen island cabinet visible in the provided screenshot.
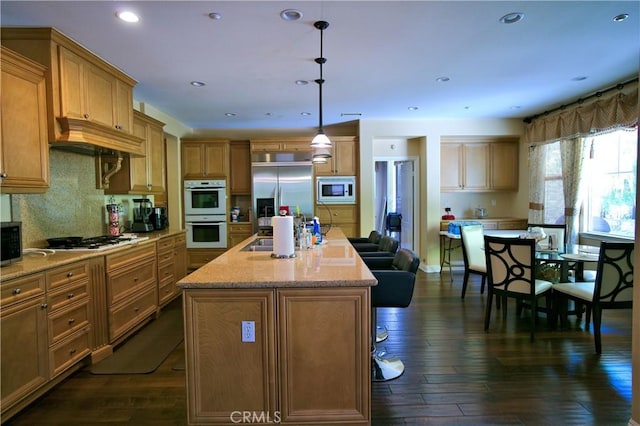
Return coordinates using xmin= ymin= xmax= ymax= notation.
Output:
xmin=0 ymin=46 xmax=49 ymax=193
xmin=178 ymin=227 xmax=375 ymax=425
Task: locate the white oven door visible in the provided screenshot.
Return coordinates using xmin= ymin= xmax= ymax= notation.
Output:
xmin=186 ymin=217 xmax=228 ymax=249
xmin=184 ymin=187 xmax=227 ymax=216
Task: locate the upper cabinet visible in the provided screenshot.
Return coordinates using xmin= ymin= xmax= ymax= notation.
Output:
xmin=181 ymin=139 xmax=230 ymax=180
xmin=0 ymin=47 xmax=50 ymax=193
xmin=250 ymin=138 xmax=311 ymax=153
xmin=440 ymin=136 xmax=519 ymax=192
xmin=1 ymin=28 xmax=143 ymax=155
xmin=229 ymin=141 xmax=251 ymax=195
xmin=314 ymin=136 xmax=358 ymax=176
xmin=101 ymin=111 xmax=166 ymax=200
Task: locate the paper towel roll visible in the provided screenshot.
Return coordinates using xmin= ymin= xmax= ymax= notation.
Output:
xmin=272 ymin=216 xmax=295 ymax=257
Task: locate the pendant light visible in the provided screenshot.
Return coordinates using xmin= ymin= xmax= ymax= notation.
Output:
xmin=310 ymin=20 xmax=332 ymax=153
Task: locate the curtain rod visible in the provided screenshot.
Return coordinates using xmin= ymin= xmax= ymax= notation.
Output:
xmin=523 ymin=77 xmax=639 ymax=124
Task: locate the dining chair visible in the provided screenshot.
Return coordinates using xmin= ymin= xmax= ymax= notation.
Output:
xmin=459 ymin=225 xmax=486 ymax=299
xmin=527 ymin=223 xmax=566 ymax=251
xmin=484 ymin=236 xmax=553 ymax=342
xmin=552 ymin=241 xmax=634 ymax=354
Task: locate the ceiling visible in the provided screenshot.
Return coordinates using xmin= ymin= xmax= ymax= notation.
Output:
xmin=2 ymin=1 xmax=638 ymax=131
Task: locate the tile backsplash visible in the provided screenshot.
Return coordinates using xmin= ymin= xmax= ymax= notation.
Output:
xmin=11 ymin=149 xmax=105 ymax=248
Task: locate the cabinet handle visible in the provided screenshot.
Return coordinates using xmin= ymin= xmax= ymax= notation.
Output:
xmin=69 ymin=348 xmax=77 ymax=355
xmin=83 ymin=113 xmax=89 ymax=119
xmin=68 ymin=318 xmax=76 ymax=324
xmin=134 ymin=307 xmax=140 ymax=312
xmin=12 ymin=288 xmax=21 ymax=295
xmin=115 ymin=124 xmax=121 ymax=130
xmin=41 ymin=303 xmax=48 ymax=309
xmin=67 ymin=272 xmax=74 ymax=278
xmin=67 ymin=293 xmax=75 ymax=299
xmin=133 ymin=277 xmax=139 ymax=282
xmin=0 ymin=172 xmax=7 ymax=179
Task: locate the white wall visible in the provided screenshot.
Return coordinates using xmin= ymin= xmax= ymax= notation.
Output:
xmin=359 ymin=118 xmax=527 ymax=272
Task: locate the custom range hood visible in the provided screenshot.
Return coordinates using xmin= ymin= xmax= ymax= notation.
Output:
xmin=53 ymin=117 xmax=145 ymax=157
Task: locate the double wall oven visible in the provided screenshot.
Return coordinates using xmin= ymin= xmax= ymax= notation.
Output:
xmin=184 ymin=179 xmax=227 ymax=249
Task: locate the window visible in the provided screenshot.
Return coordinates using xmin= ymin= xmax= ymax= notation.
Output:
xmin=542 ymin=127 xmax=637 ymax=239
xmin=583 ymin=128 xmax=637 ymax=238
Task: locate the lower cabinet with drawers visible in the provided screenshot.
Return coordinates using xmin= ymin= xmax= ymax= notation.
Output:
xmin=315 ymin=204 xmax=359 ymax=237
xmin=105 ymin=243 xmax=158 ymax=343
xmin=157 ymin=233 xmax=187 ymax=307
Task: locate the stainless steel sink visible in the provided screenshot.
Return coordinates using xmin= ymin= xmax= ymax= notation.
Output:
xmin=240 ymin=238 xmax=274 ymax=252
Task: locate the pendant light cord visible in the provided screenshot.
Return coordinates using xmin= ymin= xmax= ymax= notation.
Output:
xmin=314 ymin=21 xmax=329 ymax=133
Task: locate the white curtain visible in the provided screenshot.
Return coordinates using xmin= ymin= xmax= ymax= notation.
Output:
xmin=560 ymin=137 xmax=588 ymax=245
xmin=528 ymin=145 xmax=546 ymax=223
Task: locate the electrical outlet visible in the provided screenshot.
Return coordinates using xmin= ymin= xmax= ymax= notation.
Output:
xmin=491 ymin=199 xmax=497 ymax=206
xmin=241 ymin=321 xmax=255 ymax=343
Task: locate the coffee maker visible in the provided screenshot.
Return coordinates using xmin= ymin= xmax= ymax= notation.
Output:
xmin=151 ymin=207 xmax=169 ymax=230
xmin=132 ymin=198 xmax=154 ymax=232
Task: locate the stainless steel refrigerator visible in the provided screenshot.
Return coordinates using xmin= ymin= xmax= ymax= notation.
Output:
xmin=252 ymin=154 xmax=313 ymax=232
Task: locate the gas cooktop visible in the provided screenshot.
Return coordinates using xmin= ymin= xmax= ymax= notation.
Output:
xmin=47 ymin=235 xmax=150 ymax=251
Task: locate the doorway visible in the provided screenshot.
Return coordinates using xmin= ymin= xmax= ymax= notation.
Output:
xmin=373 ymin=158 xmax=418 ymax=251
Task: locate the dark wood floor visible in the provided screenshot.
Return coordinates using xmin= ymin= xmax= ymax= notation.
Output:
xmin=4 ymin=271 xmax=632 ymax=425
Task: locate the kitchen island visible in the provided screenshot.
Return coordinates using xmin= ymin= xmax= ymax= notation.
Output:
xmin=177 ymin=227 xmax=376 ymax=425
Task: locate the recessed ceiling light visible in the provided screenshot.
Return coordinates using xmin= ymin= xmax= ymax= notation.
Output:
xmin=436 ymin=76 xmax=450 ymax=82
xmin=280 ymin=9 xmax=303 ymax=21
xmin=190 ymin=81 xmax=206 ymax=87
xmin=408 ymin=106 xmax=419 ymax=111
xmin=208 ymin=12 xmax=222 ymax=20
xmin=116 ymin=11 xmax=139 ymax=23
xmin=499 ymin=12 xmax=524 ymax=24
xmin=300 ymin=112 xmax=311 ymax=116
xmin=295 ymin=80 xmax=309 ymax=86
xmin=510 ymin=106 xmax=522 ymax=110
xmin=571 ymin=76 xmax=588 ymax=81
xmin=225 ymin=112 xmax=236 ymax=117
xmin=613 ymin=13 xmax=629 ymax=22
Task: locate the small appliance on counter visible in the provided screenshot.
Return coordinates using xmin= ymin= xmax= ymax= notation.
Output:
xmin=442 ymin=207 xmax=455 ymax=220
xmin=132 ymin=198 xmax=154 ymax=232
xmin=1 ymin=222 xmax=22 ymax=266
xmin=475 ymin=207 xmax=487 ymax=219
xmin=151 ymin=207 xmax=169 ymax=230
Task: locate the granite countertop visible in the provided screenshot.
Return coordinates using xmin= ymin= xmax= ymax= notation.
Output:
xmin=178 ymin=227 xmax=377 ymax=289
xmin=1 ymin=228 xmax=186 ymax=282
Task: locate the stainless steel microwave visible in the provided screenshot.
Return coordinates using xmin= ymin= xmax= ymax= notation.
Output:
xmin=1 ymin=222 xmax=22 ymax=266
xmin=316 ymin=176 xmax=356 ymax=204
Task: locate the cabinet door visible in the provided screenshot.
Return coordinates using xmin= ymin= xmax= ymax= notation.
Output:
xmin=184 ymin=289 xmax=276 ymax=424
xmin=85 ymin=63 xmax=117 ymax=129
xmin=114 ymin=80 xmax=133 ymax=133
xmin=204 ymin=143 xmax=229 ymax=178
xmin=230 ymin=142 xmax=251 ymax=194
xmin=147 ymin=124 xmax=166 ymax=194
xmin=1 ymin=296 xmax=49 ymax=412
xmin=182 ymin=143 xmax=205 ymax=179
xmin=0 ymin=49 xmax=49 ymax=193
xmin=462 ymin=143 xmax=490 ymax=191
xmin=440 ymin=143 xmax=463 ymax=191
xmin=335 ymin=139 xmax=357 ymax=175
xmin=129 ymin=117 xmax=149 ymax=192
xmin=491 ymin=142 xmax=519 ymax=190
xmin=58 ymin=47 xmax=86 ymax=120
xmin=277 ymin=288 xmax=370 ymax=423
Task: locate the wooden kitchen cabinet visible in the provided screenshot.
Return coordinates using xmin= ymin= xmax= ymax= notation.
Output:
xmin=157 ymin=233 xmax=187 ymax=308
xmin=314 ymin=136 xmax=358 ymax=176
xmin=230 ymin=141 xmax=251 ymax=194
xmin=183 ymin=286 xmax=369 ymax=424
xmin=0 ymin=46 xmax=50 ymax=193
xmin=182 ymin=139 xmax=230 ymax=180
xmin=1 ymin=28 xmax=143 ymax=155
xmin=440 ymin=136 xmax=519 ymax=192
xmin=315 ymin=203 xmax=359 ymax=238
xmin=250 ymin=138 xmax=312 ymax=153
xmin=0 ymin=273 xmax=49 ymax=417
xmin=105 ymin=243 xmax=158 ymax=343
xmin=101 ymin=111 xmax=166 ymax=200
xmin=228 ymin=223 xmax=253 ymax=248
xmin=186 ymin=248 xmax=226 ymax=271
xmin=45 ymin=262 xmax=92 ymax=379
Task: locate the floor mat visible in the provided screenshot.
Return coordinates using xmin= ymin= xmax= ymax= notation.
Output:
xmin=90 ymin=300 xmax=183 ymax=374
